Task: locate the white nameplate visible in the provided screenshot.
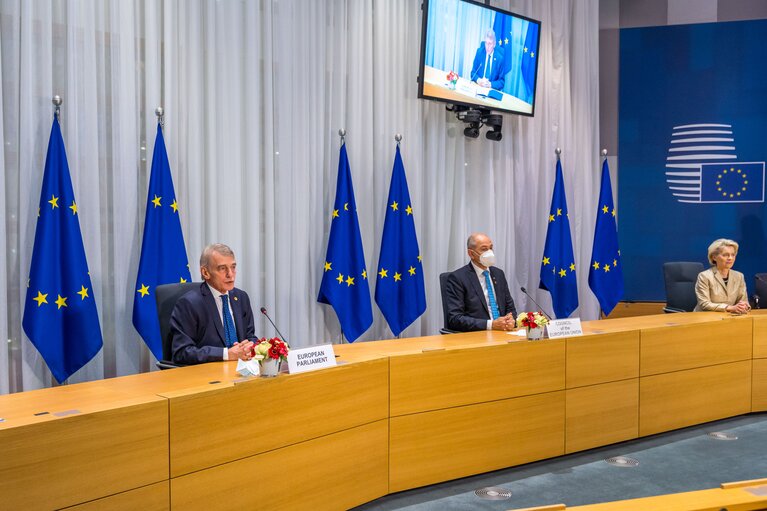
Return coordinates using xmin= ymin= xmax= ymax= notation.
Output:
xmin=546 ymin=318 xmax=583 ymax=338
xmin=287 ymin=344 xmax=337 ymax=374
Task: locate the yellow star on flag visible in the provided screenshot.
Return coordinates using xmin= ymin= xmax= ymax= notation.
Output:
xmin=592 ymin=261 xmax=600 ymax=270
xmin=549 ymin=214 xmax=555 ymax=222
xmin=611 ymin=208 xmax=616 ymax=217
xmin=33 ymin=291 xmax=48 ymax=307
xmin=542 ymin=256 xmax=550 ymax=266
xmin=332 ymin=209 xmax=339 ymax=219
xmin=569 ymin=263 xmax=575 ymax=272
xmin=48 ymin=194 xmax=59 ymax=209
xmin=170 ymin=199 xmax=179 ymax=213
xmin=556 ymin=208 xmax=562 ymax=216
xmin=324 ymin=261 xmax=332 ymax=272
xmin=558 ymin=269 xmax=567 ymax=277
xmin=406 ymin=205 xmax=413 ymax=215
xmin=151 ymin=195 xmax=162 ymax=208
xmin=361 ymin=269 xmax=367 ymax=279
xmin=336 ymin=273 xmax=344 ymax=284
xmin=602 ymin=205 xmax=608 ymax=214
xmin=345 ymin=276 xmax=355 ymax=286
xmin=55 ymin=294 xmax=68 ymax=309
xmin=393 ymin=272 xmax=402 ymax=282
xmin=180 ymin=277 xmax=188 ymax=283
xmin=408 ymin=266 xmax=416 ymax=276
xmin=137 ymin=284 xmax=150 ymax=297
xmin=344 ymin=203 xmax=349 ymax=211
xmin=613 ymin=259 xmax=618 ymax=267
xmin=603 ymin=264 xmax=611 ymax=272
xmin=390 ymin=201 xmax=399 ymax=211
xmin=417 ymin=254 xmax=422 ymax=262
xmin=69 ymin=201 xmax=78 ymax=215
xmin=378 ymin=268 xmax=388 ymax=278
xmin=77 ymin=286 xmax=89 ymax=300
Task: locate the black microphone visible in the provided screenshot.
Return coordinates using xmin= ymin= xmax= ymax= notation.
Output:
xmin=519 ymin=287 xmax=554 ymax=320
xmin=753 ymin=294 xmax=760 ymax=310
xmin=260 ymin=307 xmax=289 ymax=345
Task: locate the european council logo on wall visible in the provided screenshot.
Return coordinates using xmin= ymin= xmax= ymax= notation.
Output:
xmin=665 ymin=123 xmax=765 ymax=204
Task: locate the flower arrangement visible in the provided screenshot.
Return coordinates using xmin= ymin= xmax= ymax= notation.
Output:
xmin=252 ymin=337 xmax=289 ymax=363
xmin=446 ymin=70 xmax=459 ymax=89
xmin=516 ymin=311 xmax=549 ymax=330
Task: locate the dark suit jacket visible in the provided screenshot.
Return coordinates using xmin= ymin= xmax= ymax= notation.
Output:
xmin=470 ymin=45 xmax=506 ymax=90
xmin=445 ymin=263 xmax=516 ymax=332
xmin=170 ymin=283 xmax=257 ymax=364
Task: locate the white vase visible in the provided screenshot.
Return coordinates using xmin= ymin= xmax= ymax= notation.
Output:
xmin=259 ymin=358 xmax=280 ymax=377
xmin=526 ymin=326 xmax=544 ymax=340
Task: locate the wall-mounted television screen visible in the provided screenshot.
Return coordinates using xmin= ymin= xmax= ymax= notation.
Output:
xmin=418 ymin=0 xmax=541 ymax=116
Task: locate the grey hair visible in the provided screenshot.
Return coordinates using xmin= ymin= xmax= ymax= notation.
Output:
xmin=484 ymin=29 xmax=496 ymax=42
xmin=707 ymin=238 xmax=738 ymax=265
xmin=467 ymin=233 xmax=488 ymax=250
xmin=200 ymin=243 xmax=235 ymax=268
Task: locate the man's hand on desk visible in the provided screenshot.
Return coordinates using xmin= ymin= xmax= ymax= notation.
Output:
xmin=492 ymin=314 xmax=517 ymax=331
xmin=476 ymin=77 xmax=491 ymax=88
xmin=228 ymin=340 xmax=255 ymax=361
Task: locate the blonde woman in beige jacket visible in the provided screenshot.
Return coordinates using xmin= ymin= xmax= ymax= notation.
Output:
xmin=694 ymin=238 xmax=750 ymax=314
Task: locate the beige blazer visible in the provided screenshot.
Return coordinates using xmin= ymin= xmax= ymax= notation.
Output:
xmin=693 ymin=267 xmax=748 ymax=312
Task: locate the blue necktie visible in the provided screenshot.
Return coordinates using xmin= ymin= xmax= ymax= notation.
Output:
xmin=483 ymin=270 xmax=500 ymax=320
xmin=220 ymin=294 xmax=238 ymax=347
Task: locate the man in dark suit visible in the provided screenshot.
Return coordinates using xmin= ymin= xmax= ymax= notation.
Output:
xmin=470 ymin=29 xmax=506 ymax=91
xmin=445 ymin=233 xmax=517 ymax=332
xmin=170 ymin=243 xmax=258 ymax=364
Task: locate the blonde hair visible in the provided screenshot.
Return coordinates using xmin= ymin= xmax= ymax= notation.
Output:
xmin=707 ymin=238 xmax=738 ymax=265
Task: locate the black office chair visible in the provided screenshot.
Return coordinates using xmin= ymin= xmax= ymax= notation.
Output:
xmin=154 ymin=282 xmax=199 ymax=369
xmin=439 ymin=272 xmax=459 ymax=334
xmin=662 ymin=262 xmax=704 ymax=313
xmin=754 ymin=273 xmax=767 ymax=309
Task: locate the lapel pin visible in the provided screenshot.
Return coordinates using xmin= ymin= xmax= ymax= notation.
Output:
xmin=233 ymin=296 xmax=238 ymax=301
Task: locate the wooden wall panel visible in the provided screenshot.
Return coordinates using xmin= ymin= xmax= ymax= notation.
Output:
xmin=62 ymin=482 xmax=169 ymax=511
xmin=170 ymin=420 xmax=388 ymax=511
xmin=164 ymin=358 xmax=388 ymax=477
xmin=0 ymin=399 xmax=168 ymax=511
xmin=566 ymin=331 xmax=639 ymax=388
xmin=390 ymin=340 xmax=565 ymax=416
xmin=566 ymin=379 xmax=638 ymax=454
xmin=753 ymin=358 xmax=767 ymax=412
xmin=640 ymin=319 xmax=752 ymax=376
xmin=640 ymin=361 xmax=752 ymax=436
xmin=389 ymin=391 xmax=565 ymax=492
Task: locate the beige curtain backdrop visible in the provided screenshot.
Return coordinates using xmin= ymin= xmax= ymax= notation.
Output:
xmin=0 ymin=0 xmax=602 ymax=393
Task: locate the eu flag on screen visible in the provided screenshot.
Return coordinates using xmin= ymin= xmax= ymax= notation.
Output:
xmin=22 ymin=116 xmax=103 ymax=383
xmin=492 ymin=13 xmax=514 ymax=76
xmin=539 ymin=159 xmax=579 ymax=318
xmin=588 ymin=159 xmax=623 ymax=315
xmin=132 ymin=123 xmax=191 ymax=360
xmin=699 ymin=162 xmax=765 ymax=203
xmin=375 ymin=146 xmax=426 ymax=336
xmin=521 ymin=22 xmax=539 ymax=97
xmin=318 ymin=144 xmax=373 ymax=342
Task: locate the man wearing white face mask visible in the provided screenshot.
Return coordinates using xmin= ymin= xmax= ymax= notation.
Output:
xmin=444 ymin=233 xmax=517 ymax=332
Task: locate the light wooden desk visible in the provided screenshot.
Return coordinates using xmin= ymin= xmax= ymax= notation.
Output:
xmin=1 ymin=312 xmax=765 ymax=510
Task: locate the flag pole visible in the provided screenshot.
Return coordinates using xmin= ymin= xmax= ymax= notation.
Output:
xmin=52 ymin=95 xmax=62 ymax=119
xmin=395 ymin=133 xmax=402 ymax=146
xmin=555 ymin=147 xmax=561 ymax=160
xmin=338 ymin=128 xmax=345 ymax=145
xmin=599 ymin=148 xmax=608 ymax=319
xmin=156 ymin=106 xmax=164 ymax=129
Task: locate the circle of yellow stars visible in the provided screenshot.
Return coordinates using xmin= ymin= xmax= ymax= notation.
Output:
xmin=715 ymin=168 xmax=748 ymax=199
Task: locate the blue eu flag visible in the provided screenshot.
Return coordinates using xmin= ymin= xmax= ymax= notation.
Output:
xmin=318 ymin=144 xmax=373 ymax=342
xmin=699 ymin=162 xmax=765 ymax=203
xmin=132 ymin=123 xmax=191 ymax=360
xmin=375 ymin=146 xmax=426 ymax=336
xmin=588 ymin=159 xmax=623 ymax=315
xmin=22 ymin=116 xmax=103 ymax=383
xmin=539 ymin=159 xmax=579 ymax=318
xmin=520 ymin=22 xmax=539 ymax=101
